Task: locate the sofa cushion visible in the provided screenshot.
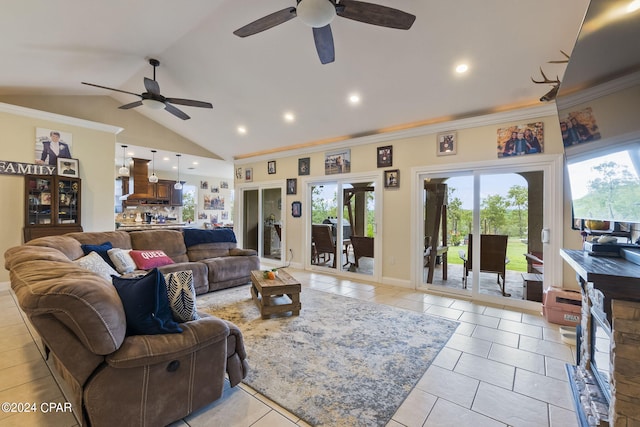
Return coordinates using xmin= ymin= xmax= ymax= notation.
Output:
xmin=112 ymin=268 xmax=183 ymax=336
xmin=187 ymin=242 xmax=236 ymax=261
xmin=163 ymin=270 xmax=199 ymax=322
xmin=108 ymin=248 xmax=136 ymax=274
xmin=81 ymin=241 xmax=116 ymax=269
xmin=201 ymin=256 xmax=256 ymax=284
xmin=75 ymin=251 xmax=120 ymax=281
xmin=129 ymin=230 xmax=189 ymax=263
xmin=129 ymin=250 xmax=174 ymax=270
xmin=67 ymin=230 xmax=133 ymax=250
xmin=25 ymin=235 xmax=84 ymax=261
xmin=183 ymin=228 xmax=237 ymax=247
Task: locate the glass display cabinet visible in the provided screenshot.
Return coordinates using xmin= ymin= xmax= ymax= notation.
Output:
xmin=24 ymin=174 xmax=82 ymax=242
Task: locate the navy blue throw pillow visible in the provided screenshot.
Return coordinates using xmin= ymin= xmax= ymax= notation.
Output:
xmin=112 ymin=268 xmax=182 ymax=336
xmin=81 ymin=242 xmax=116 ymax=269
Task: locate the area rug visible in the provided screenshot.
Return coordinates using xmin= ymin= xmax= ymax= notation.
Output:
xmin=198 ymin=285 xmax=458 ymax=427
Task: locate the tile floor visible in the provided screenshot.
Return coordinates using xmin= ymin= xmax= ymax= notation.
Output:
xmin=0 ymin=269 xmax=579 ymax=427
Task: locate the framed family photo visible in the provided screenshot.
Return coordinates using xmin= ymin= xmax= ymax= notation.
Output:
xmin=245 ymin=167 xmax=253 ymax=182
xmin=298 ymin=157 xmax=310 ymax=175
xmin=57 ymin=158 xmax=79 ymax=178
xmin=268 ymin=160 xmax=276 ymax=174
xmin=437 ymin=132 xmax=457 ymax=156
xmin=291 ymin=201 xmax=302 ymax=218
xmin=384 ymin=169 xmax=400 ymax=188
xmin=286 ymin=178 xmax=297 ymax=195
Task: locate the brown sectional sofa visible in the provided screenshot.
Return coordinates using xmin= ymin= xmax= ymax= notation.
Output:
xmin=3 ymin=228 xmax=260 ymax=427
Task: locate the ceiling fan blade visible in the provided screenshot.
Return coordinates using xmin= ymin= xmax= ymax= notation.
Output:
xmin=313 ymin=25 xmax=335 ymax=64
xmin=144 ymin=77 xmax=161 ymax=95
xmin=164 ymin=103 xmax=190 ymax=120
xmin=165 ymin=98 xmax=213 ymax=109
xmin=118 ymin=100 xmax=144 ymax=110
xmin=336 ymin=0 xmax=416 ymax=30
xmin=233 ymin=7 xmax=297 ymax=37
xmin=81 ymin=82 xmax=142 ymax=97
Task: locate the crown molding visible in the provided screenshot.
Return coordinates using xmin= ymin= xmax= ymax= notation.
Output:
xmin=235 ymin=103 xmax=558 ymax=164
xmin=0 ymin=102 xmax=123 ymax=134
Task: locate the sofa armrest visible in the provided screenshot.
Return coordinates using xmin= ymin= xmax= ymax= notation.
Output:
xmin=229 ymin=248 xmax=258 ymax=256
xmin=225 ymin=320 xmax=249 ymax=386
xmin=106 ymin=316 xmax=230 ymax=369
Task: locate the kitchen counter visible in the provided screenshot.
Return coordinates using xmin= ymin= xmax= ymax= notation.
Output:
xmin=116 ymin=223 xmax=193 ymax=231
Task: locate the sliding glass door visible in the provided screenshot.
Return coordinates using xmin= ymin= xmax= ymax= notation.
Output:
xmin=308 ymin=175 xmax=380 ymax=279
xmin=239 ymin=185 xmax=285 ymax=264
xmin=417 ymin=157 xmax=560 ymax=307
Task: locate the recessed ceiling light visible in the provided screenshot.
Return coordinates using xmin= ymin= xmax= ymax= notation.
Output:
xmin=349 ymin=93 xmax=361 ymax=105
xmin=455 ymin=63 xmax=469 ymax=74
xmin=163 ymin=157 xmax=170 ymax=161
xmin=237 ymin=126 xmax=247 ymax=135
xmin=628 ymin=0 xmax=640 ymax=13
xmin=283 ymin=112 xmax=295 ymax=123
xmin=192 ymin=161 xmax=199 ymax=165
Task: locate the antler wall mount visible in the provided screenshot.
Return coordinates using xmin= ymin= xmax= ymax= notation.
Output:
xmin=531 ymin=50 xmax=570 ymax=102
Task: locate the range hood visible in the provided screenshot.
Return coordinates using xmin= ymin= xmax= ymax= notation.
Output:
xmin=120 ymin=157 xmax=152 ymax=202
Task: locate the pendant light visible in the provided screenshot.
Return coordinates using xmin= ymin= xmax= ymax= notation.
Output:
xmin=148 ymin=150 xmax=158 ymax=183
xmin=174 ymin=154 xmax=183 ymax=190
xmin=118 ymin=145 xmax=129 ymax=177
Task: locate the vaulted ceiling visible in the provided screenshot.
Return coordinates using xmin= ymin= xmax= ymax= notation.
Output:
xmin=1 ymin=0 xmax=592 ymax=163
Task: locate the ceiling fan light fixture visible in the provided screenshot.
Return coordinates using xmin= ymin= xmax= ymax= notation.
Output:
xmin=142 ymin=98 xmax=165 ymax=110
xmin=297 ymin=0 xmax=336 ymax=27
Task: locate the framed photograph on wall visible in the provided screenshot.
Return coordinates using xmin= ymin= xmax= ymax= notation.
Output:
xmin=437 ymin=132 xmax=457 ymax=156
xmin=298 ymin=157 xmax=310 ymax=175
xmin=377 ymin=145 xmax=392 ymax=167
xmin=291 ymin=201 xmax=302 ymax=217
xmin=57 ymin=158 xmax=79 ymax=178
xmin=245 ymin=167 xmax=253 ymax=182
xmin=497 ymin=122 xmax=544 ymax=158
xmin=287 ymin=178 xmax=297 ymax=195
xmin=384 ymin=169 xmax=400 ymax=188
xmin=268 ymin=160 xmax=276 ymax=174
xmin=36 ymin=128 xmax=73 ymax=167
xmin=324 ymin=148 xmax=350 ymax=175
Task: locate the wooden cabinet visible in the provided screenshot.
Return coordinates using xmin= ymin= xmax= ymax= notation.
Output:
xmin=154 ymin=180 xmax=172 ymax=201
xmin=24 ymin=175 xmax=82 ymax=242
xmin=170 ymin=182 xmax=183 ymax=206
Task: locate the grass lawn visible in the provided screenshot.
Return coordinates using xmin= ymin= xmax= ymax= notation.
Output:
xmin=446 ymin=238 xmax=528 ymax=272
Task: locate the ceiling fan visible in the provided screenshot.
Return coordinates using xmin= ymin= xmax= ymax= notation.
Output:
xmin=233 ymin=0 xmax=416 ymax=64
xmin=81 ymin=59 xmax=213 ymax=120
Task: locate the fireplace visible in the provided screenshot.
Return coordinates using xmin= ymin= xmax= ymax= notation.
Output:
xmin=561 ymin=248 xmax=640 ymax=427
xmin=589 ymin=296 xmax=611 ymax=403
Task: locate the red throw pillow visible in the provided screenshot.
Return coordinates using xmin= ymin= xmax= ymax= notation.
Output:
xmin=129 ymin=250 xmax=175 ymax=270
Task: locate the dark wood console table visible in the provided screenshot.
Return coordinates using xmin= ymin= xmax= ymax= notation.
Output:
xmin=560 ymin=249 xmax=640 ymax=323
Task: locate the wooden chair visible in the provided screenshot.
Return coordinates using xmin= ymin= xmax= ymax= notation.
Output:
xmin=350 ymin=235 xmax=374 ymax=268
xmin=311 ymin=224 xmax=337 ymax=267
xmin=458 ymin=234 xmax=510 ymax=296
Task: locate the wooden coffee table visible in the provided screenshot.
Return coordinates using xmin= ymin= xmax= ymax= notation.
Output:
xmin=250 ymin=269 xmax=301 ymax=319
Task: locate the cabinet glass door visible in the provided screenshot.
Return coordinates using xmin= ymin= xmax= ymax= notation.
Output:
xmin=57 ymin=178 xmax=80 ymax=225
xmin=27 ymin=176 xmax=54 ymax=226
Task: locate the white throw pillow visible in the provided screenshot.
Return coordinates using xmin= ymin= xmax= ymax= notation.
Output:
xmin=163 ymin=270 xmax=199 ymax=322
xmin=75 ymin=251 xmax=120 ymax=281
xmin=108 ymin=248 xmax=136 ymax=274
